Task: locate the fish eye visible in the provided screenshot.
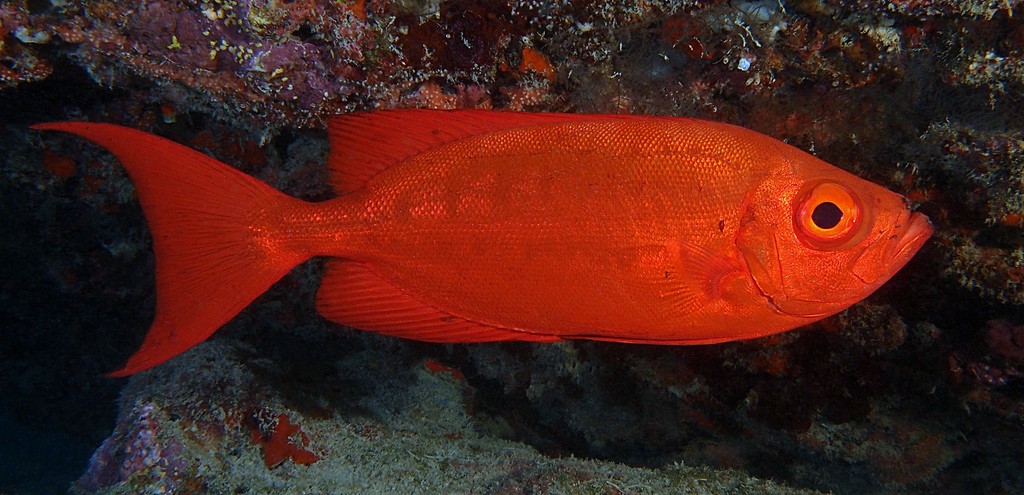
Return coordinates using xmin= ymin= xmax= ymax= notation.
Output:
xmin=794 ymin=182 xmax=863 ymax=249
xmin=811 ymin=202 xmax=843 ymax=229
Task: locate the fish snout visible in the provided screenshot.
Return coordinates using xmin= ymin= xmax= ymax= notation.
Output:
xmin=894 ymin=211 xmax=933 ymax=262
xmin=849 ymin=208 xmax=933 ymax=286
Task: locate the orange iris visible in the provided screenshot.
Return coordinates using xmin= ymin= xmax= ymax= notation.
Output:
xmin=794 ymin=182 xmax=863 ymax=249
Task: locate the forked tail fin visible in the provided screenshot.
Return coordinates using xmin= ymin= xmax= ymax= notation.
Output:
xmin=33 ymin=123 xmax=309 ymax=377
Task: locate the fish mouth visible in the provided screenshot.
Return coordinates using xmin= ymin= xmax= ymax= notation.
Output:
xmin=893 ymin=211 xmax=934 ymax=263
xmin=850 ymin=209 xmax=933 ymax=286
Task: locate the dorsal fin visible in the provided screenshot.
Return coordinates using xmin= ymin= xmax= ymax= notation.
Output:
xmin=315 ymin=260 xmax=562 ymax=343
xmin=326 ymin=110 xmax=629 ymax=194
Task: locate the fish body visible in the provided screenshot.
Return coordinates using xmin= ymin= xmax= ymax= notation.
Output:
xmin=33 ymin=110 xmax=932 ymax=376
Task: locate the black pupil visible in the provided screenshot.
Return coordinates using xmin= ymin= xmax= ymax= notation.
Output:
xmin=811 ymin=202 xmax=843 ymax=229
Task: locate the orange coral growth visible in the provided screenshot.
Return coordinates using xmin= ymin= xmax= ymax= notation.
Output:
xmin=41 ymin=151 xmax=76 ymax=179
xmin=425 ymin=358 xmax=466 ymax=381
xmin=1000 ymin=212 xmax=1024 ymax=227
xmin=349 ymin=0 xmax=367 ymax=21
xmin=518 ymin=47 xmax=555 ymax=81
xmin=250 ymin=413 xmax=320 ymax=469
xmin=424 ymin=359 xmax=465 ymax=382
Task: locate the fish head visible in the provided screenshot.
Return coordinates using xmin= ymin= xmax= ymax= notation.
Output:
xmin=735 ymin=149 xmax=933 ymax=318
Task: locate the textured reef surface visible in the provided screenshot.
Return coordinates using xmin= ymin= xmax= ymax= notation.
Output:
xmin=1 ymin=0 xmax=1023 ymax=494
xmin=67 ymin=338 xmax=819 ymax=494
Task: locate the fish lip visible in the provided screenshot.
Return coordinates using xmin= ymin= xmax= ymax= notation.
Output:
xmin=893 ymin=211 xmax=933 ymax=262
xmin=849 ymin=209 xmax=932 ymax=286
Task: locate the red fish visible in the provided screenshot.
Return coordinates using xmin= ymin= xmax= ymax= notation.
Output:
xmin=33 ymin=110 xmax=932 ymax=377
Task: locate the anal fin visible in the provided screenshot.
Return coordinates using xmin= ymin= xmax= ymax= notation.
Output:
xmin=316 ymin=260 xmax=561 ymax=343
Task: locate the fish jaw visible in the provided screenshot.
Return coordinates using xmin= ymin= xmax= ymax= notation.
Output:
xmin=850 ymin=210 xmax=933 ymax=286
xmin=893 ymin=211 xmax=934 ymax=265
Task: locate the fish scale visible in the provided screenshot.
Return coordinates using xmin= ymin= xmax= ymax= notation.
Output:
xmin=343 ymin=121 xmax=755 ymax=336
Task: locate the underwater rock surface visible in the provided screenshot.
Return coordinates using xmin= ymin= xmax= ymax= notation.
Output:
xmin=69 ymin=340 xmax=818 ymax=495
